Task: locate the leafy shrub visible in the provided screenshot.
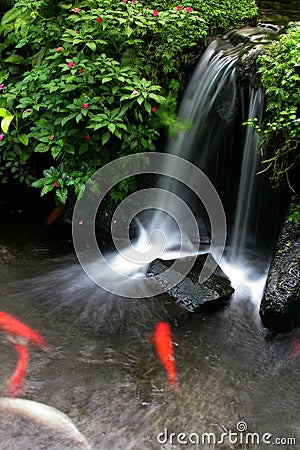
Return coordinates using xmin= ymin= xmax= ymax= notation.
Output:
xmin=253 ymin=22 xmax=300 ymax=192
xmin=0 ymin=0 xmax=257 ymax=205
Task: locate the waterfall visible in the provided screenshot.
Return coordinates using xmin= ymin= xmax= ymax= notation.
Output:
xmin=228 ymin=87 xmax=264 ymax=262
xmin=136 ymin=27 xmax=285 ymax=298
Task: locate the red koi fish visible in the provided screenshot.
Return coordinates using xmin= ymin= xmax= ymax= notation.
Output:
xmin=0 ymin=310 xmax=48 ymax=397
xmin=8 ymin=343 xmax=29 ymax=397
xmin=292 ymin=336 xmax=300 ymax=357
xmin=0 ymin=311 xmax=48 ymax=348
xmin=152 ymin=321 xmax=179 ymax=389
xmin=45 ymin=205 xmax=66 ymax=226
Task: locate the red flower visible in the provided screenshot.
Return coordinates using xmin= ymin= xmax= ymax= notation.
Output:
xmin=176 ymin=5 xmax=182 ymax=10
xmin=122 ymin=0 xmax=128 ymax=2
xmin=75 ymin=30 xmax=79 ymax=34
xmin=78 ymin=69 xmax=84 ymax=74
xmin=85 ymin=135 xmax=91 ymax=140
xmin=97 ymin=17 xmax=102 ymax=23
xmin=56 ymin=46 xmax=63 ymax=52
xmin=73 ymin=7 xmax=81 ymax=13
xmin=49 ymin=134 xmax=55 ymax=140
xmin=151 ymin=106 xmax=157 ymax=112
xmin=67 ymin=61 xmax=75 ymax=68
xmin=53 ymin=181 xmax=59 ymax=188
xmin=186 ymin=6 xmax=193 ymax=12
xmin=152 ymin=10 xmax=158 ymax=16
xmin=83 ymin=103 xmax=89 ymax=109
xmin=132 ymin=0 xmax=136 ymax=3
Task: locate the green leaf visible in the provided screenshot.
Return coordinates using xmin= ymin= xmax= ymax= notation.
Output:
xmin=0 ymin=108 xmax=13 ymax=117
xmin=1 ymin=115 xmax=14 ymax=133
xmin=56 ymin=187 xmax=68 ymax=204
xmin=108 ymin=123 xmax=116 ymax=134
xmin=18 ymin=134 xmax=29 ymax=146
xmin=32 ymin=177 xmax=49 ymax=188
xmin=75 ymin=183 xmax=85 ymax=199
xmin=86 ymin=42 xmax=96 ymax=52
xmin=1 ymin=8 xmax=22 ymax=24
xmin=144 ymin=101 xmax=151 ymax=114
xmin=41 ymin=184 xmax=55 ymax=195
xmin=76 ymin=113 xmax=82 ymax=123
xmin=5 ymin=54 xmax=25 ymax=64
xmin=64 ymin=144 xmax=75 ymax=154
xmin=32 ymin=47 xmax=46 ymax=67
xmin=51 ymin=146 xmax=61 ymax=158
xmin=34 ymin=143 xmax=49 ymax=153
xmin=79 ymin=143 xmax=88 ymax=154
xmin=102 ymin=131 xmax=110 ymax=145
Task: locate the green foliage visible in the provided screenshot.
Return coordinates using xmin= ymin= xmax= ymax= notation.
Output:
xmin=253 ymin=22 xmax=300 ymax=191
xmin=287 ymin=196 xmax=300 ymax=224
xmin=0 ymin=0 xmax=257 ymax=204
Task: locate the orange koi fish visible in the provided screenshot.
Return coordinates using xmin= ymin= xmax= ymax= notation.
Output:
xmin=8 ymin=343 xmax=29 ymax=397
xmin=152 ymin=321 xmax=179 ymax=389
xmin=45 ymin=205 xmax=66 ymax=226
xmin=0 ymin=310 xmax=48 ymax=397
xmin=0 ymin=311 xmax=48 ymax=348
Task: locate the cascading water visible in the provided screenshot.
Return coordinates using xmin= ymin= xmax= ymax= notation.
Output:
xmin=136 ymin=26 xmax=285 ymax=302
xmin=228 ymin=87 xmax=264 ymax=262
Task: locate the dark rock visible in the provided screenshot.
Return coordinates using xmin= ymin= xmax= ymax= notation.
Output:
xmin=260 ymin=216 xmax=300 ymax=332
xmin=223 ymin=25 xmax=282 ymax=89
xmin=147 ymin=253 xmax=234 ymax=312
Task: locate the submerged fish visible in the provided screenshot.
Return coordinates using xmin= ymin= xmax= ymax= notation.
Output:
xmin=0 ymin=311 xmax=48 ymax=348
xmin=8 ymin=344 xmax=29 ymax=398
xmin=0 ymin=397 xmax=91 ymax=449
xmin=152 ymin=321 xmax=179 ymax=389
xmin=0 ymin=310 xmax=48 ymax=396
xmin=45 ymin=205 xmax=66 ymax=226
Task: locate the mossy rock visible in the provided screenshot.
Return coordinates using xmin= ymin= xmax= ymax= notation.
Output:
xmin=147 ymin=253 xmax=234 ymax=312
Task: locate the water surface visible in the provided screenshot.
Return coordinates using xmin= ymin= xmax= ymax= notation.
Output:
xmin=0 ymin=202 xmax=299 ymax=449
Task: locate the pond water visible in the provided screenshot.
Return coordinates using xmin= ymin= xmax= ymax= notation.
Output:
xmin=0 ymin=194 xmax=299 ymax=450
xmin=257 ymin=0 xmax=300 ymax=25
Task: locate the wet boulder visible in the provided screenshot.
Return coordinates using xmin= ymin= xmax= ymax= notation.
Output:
xmin=147 ymin=253 xmax=234 ymax=312
xmin=260 ymin=219 xmax=300 ymax=333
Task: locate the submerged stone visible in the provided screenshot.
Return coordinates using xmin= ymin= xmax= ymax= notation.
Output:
xmin=260 ymin=218 xmax=300 ymax=333
xmin=147 ymin=254 xmax=234 ymax=312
